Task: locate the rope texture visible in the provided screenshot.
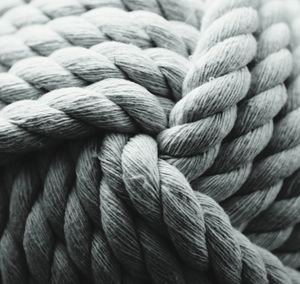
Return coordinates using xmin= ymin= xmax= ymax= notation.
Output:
xmin=0 ymin=7 xmax=201 ymax=71
xmin=218 ymin=0 xmax=297 ymax=228
xmin=187 ymin=0 xmax=292 ymax=208
xmin=242 ymin=0 xmax=300 ymax=269
xmin=0 ymin=0 xmax=204 ymax=31
xmin=0 ymin=0 xmax=300 ymax=283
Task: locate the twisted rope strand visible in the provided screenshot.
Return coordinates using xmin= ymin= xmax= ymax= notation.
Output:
xmin=0 ymin=159 xmax=44 ymax=284
xmin=0 ymin=0 xmax=28 ymax=38
xmin=0 ymin=19 xmax=17 ymax=36
xmin=1 ymin=0 xmax=204 ymax=30
xmin=1 ymin=138 xmax=213 ymax=284
xmin=275 ymin=224 xmax=300 ymax=269
xmin=243 ymin=2 xmax=300 ymax=261
xmin=246 ymin=167 xmax=300 ymax=254
xmin=0 ymin=0 xmax=299 ymax=283
xmin=0 ymin=41 xmax=189 ymax=105
xmin=157 ymin=0 xmax=258 ymax=185
xmin=0 ymin=79 xmax=167 ymax=155
xmin=2 ymin=132 xmax=299 ymax=284
xmin=187 ymin=0 xmax=292 ymax=203
xmin=101 ymin=132 xmax=300 ymax=284
xmin=221 ymin=0 xmax=300 ymax=228
xmin=2 ymin=7 xmax=256 ymax=160
xmin=0 ymin=0 xmax=24 ymax=16
xmin=0 ymin=7 xmax=198 ymax=72
xmin=75 ymin=137 xmax=210 ymax=284
xmin=0 ymin=143 xmax=119 ymax=284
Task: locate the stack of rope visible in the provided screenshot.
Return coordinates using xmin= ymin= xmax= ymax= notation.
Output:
xmin=0 ymin=0 xmax=299 ymax=283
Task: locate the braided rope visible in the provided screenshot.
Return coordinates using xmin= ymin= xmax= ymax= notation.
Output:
xmin=0 ymin=0 xmax=202 ymax=56
xmin=1 ymin=159 xmax=45 ymax=284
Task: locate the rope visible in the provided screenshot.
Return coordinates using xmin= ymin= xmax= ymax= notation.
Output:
xmin=0 ymin=0 xmax=299 ymax=283
xmin=188 ymin=0 xmax=292 ymax=204
xmin=0 ymin=7 xmax=202 ymax=72
xmin=240 ymin=0 xmax=300 ymax=269
xmin=0 ymin=42 xmax=190 ymax=104
xmin=1 ymin=0 xmax=204 ymax=30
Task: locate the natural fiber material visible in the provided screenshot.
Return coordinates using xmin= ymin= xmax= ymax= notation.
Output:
xmin=0 ymin=0 xmax=300 ymax=283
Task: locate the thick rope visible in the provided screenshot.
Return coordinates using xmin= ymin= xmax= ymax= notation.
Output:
xmin=221 ymin=0 xmax=300 ymax=229
xmin=0 ymin=0 xmax=299 ymax=283
xmin=1 ymin=133 xmax=300 ymax=284
xmin=268 ymin=17 xmax=300 ymax=270
xmin=251 ymin=168 xmax=300 ymax=269
xmin=0 ymin=41 xmax=190 ymax=105
xmin=0 ymin=41 xmax=192 ymax=154
xmin=0 ymin=137 xmax=213 ymax=284
xmin=185 ymin=0 xmax=292 ymax=203
xmin=0 ymin=1 xmax=257 ymax=163
xmin=102 ymin=133 xmax=300 ymax=284
xmin=0 ymin=78 xmax=168 ymax=154
xmin=1 ymin=0 xmax=204 ymax=30
xmin=157 ymin=0 xmax=258 ymax=184
xmin=0 ymin=0 xmax=24 ymax=16
xmin=0 ymin=8 xmax=199 ymax=68
xmin=242 ymin=0 xmax=300 ymax=267
xmin=0 ymin=7 xmax=201 ymax=73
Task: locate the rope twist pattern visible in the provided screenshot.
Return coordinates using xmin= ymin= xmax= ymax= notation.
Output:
xmin=0 ymin=0 xmax=300 ymax=283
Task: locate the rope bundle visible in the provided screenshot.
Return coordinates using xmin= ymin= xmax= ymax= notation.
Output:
xmin=0 ymin=0 xmax=300 ymax=283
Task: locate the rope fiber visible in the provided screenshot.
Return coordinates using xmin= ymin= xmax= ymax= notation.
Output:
xmin=0 ymin=0 xmax=300 ymax=283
